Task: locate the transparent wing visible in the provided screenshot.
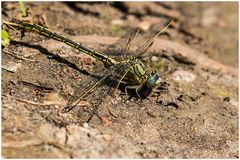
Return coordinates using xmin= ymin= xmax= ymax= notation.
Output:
xmin=105 ymin=20 xmax=174 ymax=58
xmin=132 ymin=20 xmax=174 ymax=56
xmin=64 ymin=61 xmax=132 ymax=112
xmin=104 ymin=27 xmax=138 ymax=57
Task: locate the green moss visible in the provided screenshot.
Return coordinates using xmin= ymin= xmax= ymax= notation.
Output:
xmin=110 ymin=25 xmax=122 ymax=36
xmin=1 ymin=29 xmax=10 ymax=47
xmin=153 ymin=60 xmax=165 ymax=70
xmin=19 ymin=0 xmax=27 ymax=17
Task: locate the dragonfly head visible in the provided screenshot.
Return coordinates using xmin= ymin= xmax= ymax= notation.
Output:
xmin=146 ymin=71 xmax=161 ymax=88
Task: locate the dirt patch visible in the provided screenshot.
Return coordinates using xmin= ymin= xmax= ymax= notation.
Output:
xmin=1 ymin=2 xmax=238 ymax=158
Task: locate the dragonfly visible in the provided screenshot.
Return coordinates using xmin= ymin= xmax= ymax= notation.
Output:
xmin=3 ymin=20 xmax=174 ymax=112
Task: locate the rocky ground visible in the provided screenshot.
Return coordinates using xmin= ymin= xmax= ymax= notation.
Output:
xmin=1 ymin=2 xmax=238 ymax=158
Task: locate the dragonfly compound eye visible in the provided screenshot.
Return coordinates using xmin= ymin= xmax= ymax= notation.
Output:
xmin=147 ymin=73 xmax=161 ymax=87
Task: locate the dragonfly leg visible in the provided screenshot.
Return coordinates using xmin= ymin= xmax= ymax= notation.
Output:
xmin=135 ymin=84 xmax=144 ymax=99
xmin=125 ymin=85 xmax=142 ymax=99
xmin=115 ymin=67 xmax=131 ymax=91
xmin=125 ymin=86 xmax=130 ymax=97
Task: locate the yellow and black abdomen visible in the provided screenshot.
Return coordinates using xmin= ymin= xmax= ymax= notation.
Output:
xmin=18 ymin=22 xmax=116 ymax=67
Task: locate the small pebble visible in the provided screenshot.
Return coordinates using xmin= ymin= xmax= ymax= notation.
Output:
xmin=138 ymin=21 xmax=151 ymax=30
xmin=172 ymin=70 xmax=195 ymax=82
xmin=102 ymin=134 xmax=112 ymax=141
xmin=111 ymin=19 xmax=124 ymax=26
xmin=151 ymin=56 xmax=159 ymax=62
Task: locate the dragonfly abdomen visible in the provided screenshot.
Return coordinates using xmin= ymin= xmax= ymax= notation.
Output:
xmin=14 ymin=22 xmax=117 ymax=67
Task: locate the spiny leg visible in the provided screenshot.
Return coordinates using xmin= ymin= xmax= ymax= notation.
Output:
xmin=114 ymin=66 xmax=131 ymax=92
xmin=135 ymin=83 xmax=144 ymax=100
xmin=125 ymin=84 xmax=143 ymax=99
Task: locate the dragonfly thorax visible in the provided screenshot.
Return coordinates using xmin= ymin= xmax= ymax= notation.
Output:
xmin=123 ymin=58 xmax=149 ymax=84
xmin=123 ymin=58 xmax=161 ymax=93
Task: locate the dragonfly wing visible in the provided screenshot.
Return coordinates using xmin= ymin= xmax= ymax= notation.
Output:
xmin=104 ymin=27 xmax=139 ymax=57
xmin=106 ymin=20 xmax=174 ymax=58
xmin=64 ymin=63 xmax=126 ymax=112
xmin=132 ymin=20 xmax=174 ymax=56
